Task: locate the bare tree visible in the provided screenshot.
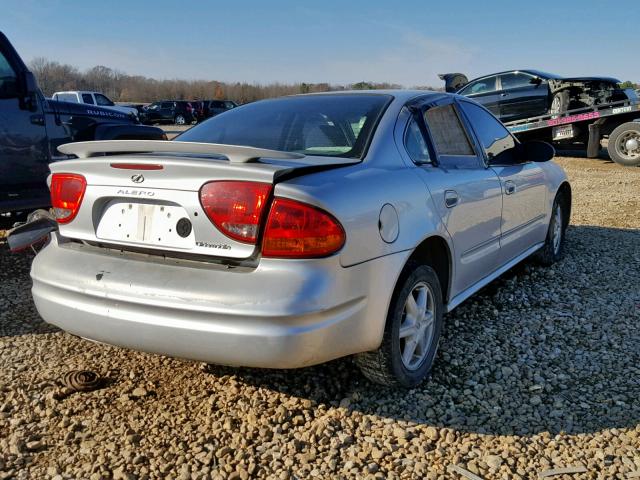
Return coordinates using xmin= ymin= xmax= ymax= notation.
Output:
xmin=28 ymin=57 xmax=442 ymax=103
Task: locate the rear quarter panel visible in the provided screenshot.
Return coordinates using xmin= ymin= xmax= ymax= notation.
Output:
xmin=274 ymin=140 xmax=451 ymax=269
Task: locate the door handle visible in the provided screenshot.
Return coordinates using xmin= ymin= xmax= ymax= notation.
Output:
xmin=444 ymin=190 xmax=459 ymax=208
xmin=30 ymin=114 xmax=45 ymax=126
xmin=504 ymin=180 xmax=516 ymax=195
xmin=500 ymin=93 xmax=508 ymax=97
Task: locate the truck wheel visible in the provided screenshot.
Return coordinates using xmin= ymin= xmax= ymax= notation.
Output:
xmin=607 ymin=122 xmax=640 ymax=166
xmin=174 ymin=114 xmax=187 ymax=125
xmin=550 ymin=90 xmax=570 ymax=117
xmin=355 ymin=263 xmax=444 ymax=387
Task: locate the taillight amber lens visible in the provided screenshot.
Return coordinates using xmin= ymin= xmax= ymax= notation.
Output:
xmin=262 ymin=198 xmax=345 ymax=258
xmin=50 ymin=173 xmax=87 ymax=224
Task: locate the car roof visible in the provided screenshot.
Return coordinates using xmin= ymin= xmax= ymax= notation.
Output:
xmin=294 ymin=89 xmax=446 ymax=103
xmin=467 ymin=70 xmax=562 ymax=83
xmin=54 ymin=91 xmax=105 ymax=95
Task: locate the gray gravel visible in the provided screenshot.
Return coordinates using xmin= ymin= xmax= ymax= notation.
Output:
xmin=1 ymin=156 xmax=639 ymax=479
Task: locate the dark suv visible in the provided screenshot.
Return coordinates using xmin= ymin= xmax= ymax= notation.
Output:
xmin=200 ymin=99 xmax=237 ymax=121
xmin=141 ymin=101 xmax=195 ymax=125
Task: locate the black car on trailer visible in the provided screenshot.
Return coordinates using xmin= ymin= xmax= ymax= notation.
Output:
xmin=441 ymin=70 xmax=636 ymax=123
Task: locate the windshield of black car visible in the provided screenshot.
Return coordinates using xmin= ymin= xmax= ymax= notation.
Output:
xmin=176 ymin=94 xmax=392 ymax=159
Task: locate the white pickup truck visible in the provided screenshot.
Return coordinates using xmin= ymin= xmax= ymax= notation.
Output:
xmin=51 ymin=91 xmax=138 ymax=118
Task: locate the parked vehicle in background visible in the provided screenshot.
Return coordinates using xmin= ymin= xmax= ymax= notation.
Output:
xmin=122 ymin=103 xmax=147 ymax=116
xmin=24 ymin=91 xmax=571 ymax=387
xmin=200 ymin=99 xmax=237 ymax=120
xmin=51 ymin=91 xmax=139 ymax=118
xmin=140 ymin=101 xmax=195 ymax=125
xmin=0 ymin=31 xmax=165 ymax=215
xmin=441 ymin=70 xmax=636 ymax=122
xmin=189 ymin=100 xmax=204 ymax=122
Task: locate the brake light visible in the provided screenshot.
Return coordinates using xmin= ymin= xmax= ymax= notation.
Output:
xmin=262 ymin=198 xmax=345 ymax=258
xmin=199 ymin=181 xmax=272 ymax=243
xmin=50 ymin=173 xmax=87 ymax=224
xmin=110 ymin=163 xmax=163 ymax=170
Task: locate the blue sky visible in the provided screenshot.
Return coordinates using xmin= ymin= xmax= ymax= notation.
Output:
xmin=3 ymin=0 xmax=639 ymax=86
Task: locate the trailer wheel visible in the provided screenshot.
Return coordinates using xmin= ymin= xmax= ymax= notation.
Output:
xmin=550 ymin=91 xmax=570 ymax=117
xmin=607 ymin=122 xmax=640 ymax=166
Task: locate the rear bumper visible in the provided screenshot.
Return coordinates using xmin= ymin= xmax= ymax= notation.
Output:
xmin=31 ymin=235 xmax=408 ymax=368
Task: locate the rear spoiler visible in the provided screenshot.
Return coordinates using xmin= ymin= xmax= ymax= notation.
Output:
xmin=438 ymin=73 xmax=469 ymax=93
xmin=58 ymin=140 xmax=305 ymax=163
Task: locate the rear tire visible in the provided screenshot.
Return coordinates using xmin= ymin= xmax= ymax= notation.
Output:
xmin=550 ymin=90 xmax=570 ymax=117
xmin=174 ymin=114 xmax=187 ymax=125
xmin=534 ymin=194 xmax=567 ymax=266
xmin=355 ymin=263 xmax=444 ymax=387
xmin=607 ymin=122 xmax=640 ymax=166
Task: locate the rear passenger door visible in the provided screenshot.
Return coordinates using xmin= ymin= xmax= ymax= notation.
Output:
xmin=411 ymin=99 xmax=503 ymax=297
xmin=457 ymin=100 xmax=548 ymax=263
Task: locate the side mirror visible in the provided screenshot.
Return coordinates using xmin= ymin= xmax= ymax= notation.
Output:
xmin=521 ymin=140 xmax=555 ymax=162
xmin=19 ymin=71 xmax=39 ymax=111
xmin=529 ymin=76 xmax=543 ymax=86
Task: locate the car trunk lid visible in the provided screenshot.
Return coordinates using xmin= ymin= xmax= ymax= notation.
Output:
xmin=51 ymin=141 xmax=357 ymax=261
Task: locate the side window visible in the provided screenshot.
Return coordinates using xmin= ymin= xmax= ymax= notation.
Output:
xmin=0 ymin=51 xmax=19 ymax=98
xmin=423 ymin=104 xmax=475 ymax=157
xmin=161 ymin=102 xmax=172 ymax=109
xmin=499 ymin=72 xmax=533 ymax=90
xmin=56 ymin=93 xmax=77 ymax=102
xmin=94 ymin=93 xmax=114 ymax=106
xmin=459 ymin=76 xmax=497 ymax=96
xmin=459 ymin=101 xmax=517 ymax=163
xmin=81 ymin=93 xmax=94 ymax=104
xmin=404 ymin=117 xmax=431 ymax=164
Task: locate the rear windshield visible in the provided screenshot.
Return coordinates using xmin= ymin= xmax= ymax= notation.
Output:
xmin=176 ymin=94 xmax=392 ymax=159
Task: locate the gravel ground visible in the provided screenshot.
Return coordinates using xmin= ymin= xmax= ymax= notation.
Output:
xmin=1 ymin=155 xmax=639 ymax=480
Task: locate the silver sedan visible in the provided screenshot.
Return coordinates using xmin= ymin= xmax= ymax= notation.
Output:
xmin=28 ymin=91 xmax=571 ymax=387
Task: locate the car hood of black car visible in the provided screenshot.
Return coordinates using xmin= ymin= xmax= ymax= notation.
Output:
xmin=555 ymin=75 xmax=621 ymax=84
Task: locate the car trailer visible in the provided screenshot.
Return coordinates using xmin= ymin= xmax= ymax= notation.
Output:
xmin=504 ymin=99 xmax=640 ymax=166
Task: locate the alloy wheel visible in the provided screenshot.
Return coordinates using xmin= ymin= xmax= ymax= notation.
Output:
xmin=399 ymin=281 xmax=436 ymax=371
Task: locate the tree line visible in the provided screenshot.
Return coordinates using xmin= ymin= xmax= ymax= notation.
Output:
xmin=29 ymin=57 xmax=440 ymax=104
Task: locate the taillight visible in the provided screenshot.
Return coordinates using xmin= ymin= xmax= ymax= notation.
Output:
xmin=50 ymin=173 xmax=87 ymax=224
xmin=199 ymin=181 xmax=272 ymax=243
xmin=262 ymin=198 xmax=345 ymax=258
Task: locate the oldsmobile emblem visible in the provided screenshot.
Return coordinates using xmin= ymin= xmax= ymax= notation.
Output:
xmin=131 ymin=174 xmax=145 ymax=183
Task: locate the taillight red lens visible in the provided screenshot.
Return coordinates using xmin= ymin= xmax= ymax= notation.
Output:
xmin=262 ymin=198 xmax=345 ymax=258
xmin=199 ymin=181 xmax=272 ymax=243
xmin=50 ymin=173 xmax=87 ymax=224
